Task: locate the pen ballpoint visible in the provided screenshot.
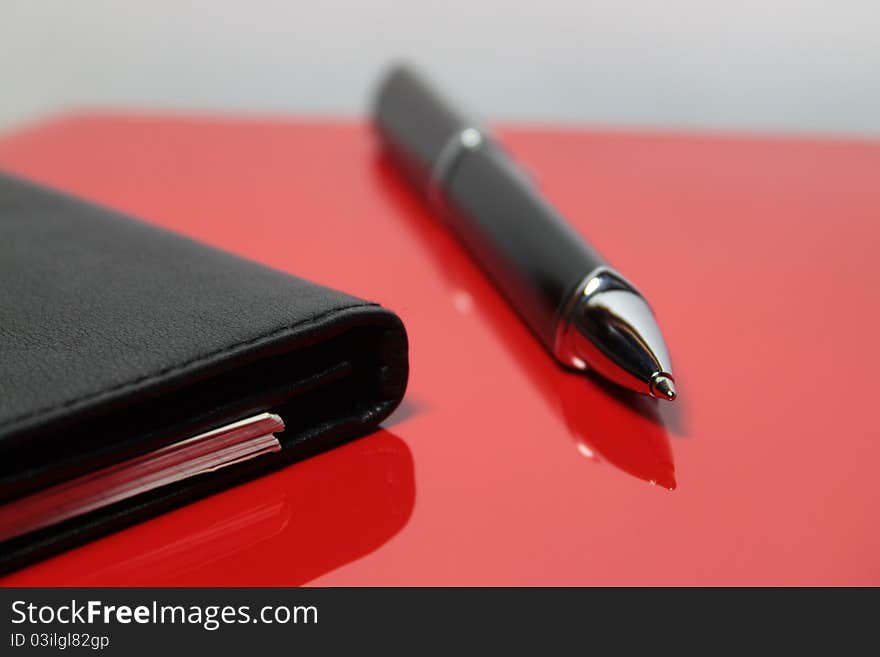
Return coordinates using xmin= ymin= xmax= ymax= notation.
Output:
xmin=373 ymin=65 xmax=676 ymax=401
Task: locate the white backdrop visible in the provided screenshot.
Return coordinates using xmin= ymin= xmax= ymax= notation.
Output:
xmin=2 ymin=0 xmax=879 ymax=135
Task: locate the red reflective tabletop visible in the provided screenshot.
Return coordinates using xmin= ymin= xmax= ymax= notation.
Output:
xmin=1 ymin=115 xmax=878 ymax=585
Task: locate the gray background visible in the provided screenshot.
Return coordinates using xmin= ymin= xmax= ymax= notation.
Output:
xmin=2 ymin=0 xmax=879 ymax=136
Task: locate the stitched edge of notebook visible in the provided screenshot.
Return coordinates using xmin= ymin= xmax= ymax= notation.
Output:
xmin=0 ymin=302 xmax=379 ymax=434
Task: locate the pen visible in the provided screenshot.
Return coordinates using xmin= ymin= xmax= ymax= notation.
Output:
xmin=372 ymin=65 xmax=676 ymax=401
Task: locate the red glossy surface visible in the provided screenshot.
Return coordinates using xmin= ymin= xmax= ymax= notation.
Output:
xmin=1 ymin=115 xmax=878 ymax=585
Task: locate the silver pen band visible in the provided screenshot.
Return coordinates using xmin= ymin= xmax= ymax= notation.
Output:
xmin=427 ymin=127 xmax=486 ymax=212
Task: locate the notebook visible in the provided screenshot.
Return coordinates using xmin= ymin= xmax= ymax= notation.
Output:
xmin=0 ymin=172 xmax=409 ymax=573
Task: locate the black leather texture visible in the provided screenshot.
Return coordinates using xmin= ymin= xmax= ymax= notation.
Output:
xmin=0 ymin=172 xmax=408 ymax=572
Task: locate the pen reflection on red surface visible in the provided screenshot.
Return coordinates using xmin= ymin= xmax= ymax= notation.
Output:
xmin=0 ymin=429 xmax=415 ymax=586
xmin=554 ymin=374 xmax=676 ymax=490
xmin=374 ymin=151 xmax=676 ymax=489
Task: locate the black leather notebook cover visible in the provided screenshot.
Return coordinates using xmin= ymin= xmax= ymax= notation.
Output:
xmin=0 ymin=172 xmax=408 ymax=573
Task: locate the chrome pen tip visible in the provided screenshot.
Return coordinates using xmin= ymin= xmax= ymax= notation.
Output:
xmin=650 ymin=374 xmax=676 ymax=401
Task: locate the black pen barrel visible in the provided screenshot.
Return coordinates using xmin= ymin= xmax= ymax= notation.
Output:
xmin=374 ymin=66 xmax=605 ymax=351
xmin=373 ymin=67 xmax=470 ymax=188
xmin=443 ymin=145 xmax=606 ymax=348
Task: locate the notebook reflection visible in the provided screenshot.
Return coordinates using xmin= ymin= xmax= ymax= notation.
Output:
xmin=0 ymin=430 xmax=415 ymax=586
xmin=375 ymin=152 xmax=677 ymax=489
